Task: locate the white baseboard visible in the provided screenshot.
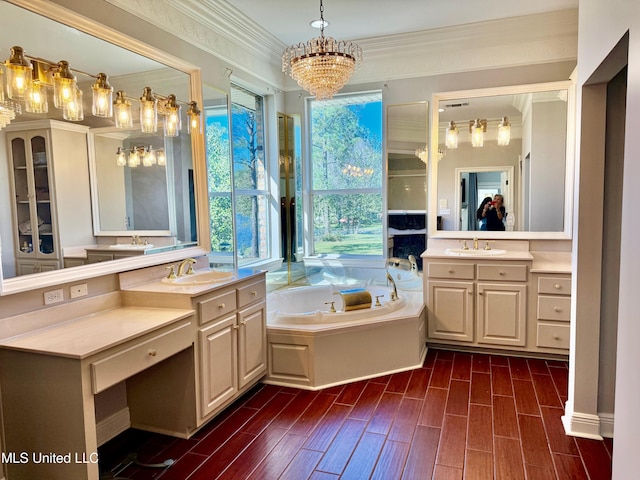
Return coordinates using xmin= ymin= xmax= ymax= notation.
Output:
xmin=96 ymin=407 xmax=131 ymax=446
xmin=561 ymin=404 xmax=604 ymax=440
xmin=598 ymin=412 xmax=615 ymax=438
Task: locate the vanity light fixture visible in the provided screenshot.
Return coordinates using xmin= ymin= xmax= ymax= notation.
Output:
xmin=156 ymin=148 xmax=166 ymax=166
xmin=469 ymin=118 xmax=487 ymax=148
xmin=142 ymin=146 xmax=156 ymax=167
xmin=115 ymin=147 xmax=127 ymax=166
xmin=4 ymin=46 xmax=32 ymax=101
xmin=163 ymin=94 xmax=181 ymax=137
xmin=140 ymin=86 xmax=158 ymax=133
xmin=187 ymin=101 xmax=202 ymax=134
xmin=62 ymin=86 xmax=83 ymax=121
xmin=52 ymin=60 xmax=77 ymax=109
xmin=282 ymin=0 xmax=363 ymax=100
xmin=127 ymin=148 xmax=141 ymax=168
xmin=445 ymin=121 xmax=459 ymax=149
xmin=497 ymin=116 xmax=511 ymax=146
xmin=114 ymin=90 xmax=133 ymax=128
xmin=91 ymin=73 xmax=113 ymax=118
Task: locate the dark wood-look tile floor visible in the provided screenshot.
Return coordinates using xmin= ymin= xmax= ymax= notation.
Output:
xmin=99 ymin=349 xmax=613 ymax=479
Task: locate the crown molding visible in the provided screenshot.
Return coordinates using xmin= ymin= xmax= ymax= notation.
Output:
xmin=104 ymin=1 xmax=577 ymax=91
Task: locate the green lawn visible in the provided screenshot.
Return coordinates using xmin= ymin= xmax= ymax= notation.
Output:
xmin=314 ymin=229 xmax=383 ymax=255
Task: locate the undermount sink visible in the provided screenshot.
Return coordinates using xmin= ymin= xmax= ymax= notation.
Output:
xmin=109 ymin=244 xmax=154 ymax=250
xmin=444 ymin=248 xmax=507 ymax=256
xmin=161 ymin=270 xmax=236 ymax=285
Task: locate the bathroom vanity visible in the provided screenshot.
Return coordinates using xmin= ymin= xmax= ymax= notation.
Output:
xmin=423 ymin=241 xmax=571 ymax=356
xmin=0 ymin=265 xmax=266 ymax=480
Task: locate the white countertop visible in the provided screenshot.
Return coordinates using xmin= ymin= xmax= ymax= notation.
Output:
xmin=530 ymin=251 xmax=572 ymax=274
xmin=0 ymin=306 xmax=193 ymax=359
xmin=423 ymin=249 xmax=534 ymax=261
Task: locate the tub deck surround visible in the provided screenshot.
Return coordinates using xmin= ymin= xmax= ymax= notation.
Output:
xmin=265 ymin=288 xmax=427 ymax=390
xmin=0 ymin=263 xmax=267 ymax=480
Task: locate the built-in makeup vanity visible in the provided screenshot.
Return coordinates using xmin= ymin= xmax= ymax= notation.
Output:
xmin=0 ymin=262 xmax=266 ymax=480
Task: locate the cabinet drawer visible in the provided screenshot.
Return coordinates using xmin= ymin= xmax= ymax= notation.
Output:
xmin=87 ymin=253 xmax=113 ymax=263
xmin=199 ymin=290 xmax=237 ymax=325
xmin=91 ymin=321 xmax=192 ymax=394
xmin=537 ymin=323 xmax=570 ymax=350
xmin=537 ymin=295 xmax=571 ymax=321
xmin=238 ymin=280 xmax=266 ymax=308
xmin=427 ymin=262 xmax=474 ymax=280
xmin=477 ymin=264 xmax=528 ymax=282
xmin=538 ymin=277 xmax=571 ymax=295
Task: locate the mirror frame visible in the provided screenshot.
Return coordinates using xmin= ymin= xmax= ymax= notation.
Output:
xmin=428 ymin=80 xmax=575 ymax=240
xmin=0 ymin=0 xmax=209 ymax=295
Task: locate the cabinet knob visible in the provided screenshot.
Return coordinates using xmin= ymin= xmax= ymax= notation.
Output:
xmin=251 ymin=290 xmax=257 ymax=296
xmin=233 ymin=325 xmax=239 ymax=330
xmin=553 ymin=335 xmax=560 ymax=340
xmin=478 ymin=291 xmax=483 ymax=295
xmin=148 ymin=349 xmax=157 ymax=357
xmin=554 ymin=307 xmax=561 ymax=312
xmin=218 ymin=303 xmax=226 ymax=309
xmin=554 ymin=284 xmax=561 ymax=289
xmin=241 ymin=320 xmax=247 ymax=326
xmin=448 ymin=269 xmax=454 ymax=274
xmin=499 ymin=271 xmax=505 ymax=276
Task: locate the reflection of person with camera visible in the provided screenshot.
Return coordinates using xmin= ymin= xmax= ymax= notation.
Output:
xmin=480 ymin=194 xmax=506 ymax=231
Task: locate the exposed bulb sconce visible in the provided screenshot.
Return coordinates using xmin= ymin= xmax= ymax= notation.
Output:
xmin=114 ymin=90 xmax=133 ymax=129
xmin=163 ymin=94 xmax=181 ymax=137
xmin=187 ymin=101 xmax=202 ymax=134
xmin=127 ymin=148 xmax=140 ymax=168
xmin=115 ymin=147 xmax=127 ymax=166
xmin=497 ymin=116 xmax=511 ymax=146
xmin=437 ymin=147 xmax=445 ymax=161
xmin=140 ymin=86 xmax=158 ymax=133
xmin=25 ymin=81 xmax=48 ymax=114
xmin=446 ymin=121 xmax=459 ymax=149
xmin=156 ymin=149 xmax=166 ymax=166
xmin=91 ymin=73 xmax=113 ymax=117
xmin=53 ymin=60 xmax=77 ymax=109
xmin=142 ymin=145 xmax=156 ymax=167
xmin=5 ymin=46 xmax=32 ymax=101
xmin=469 ymin=118 xmax=487 ymax=148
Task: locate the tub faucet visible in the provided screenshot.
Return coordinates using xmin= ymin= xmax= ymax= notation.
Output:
xmin=386 ymin=272 xmax=399 ymax=301
xmin=408 ymin=255 xmax=418 ymax=273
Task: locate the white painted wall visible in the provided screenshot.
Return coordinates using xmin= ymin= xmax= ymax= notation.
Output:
xmin=574 ymin=0 xmax=640 ymax=477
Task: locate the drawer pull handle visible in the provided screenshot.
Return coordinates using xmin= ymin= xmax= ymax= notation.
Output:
xmin=554 ymin=284 xmax=561 ymax=289
xmin=499 ymin=271 xmax=505 ymax=276
xmin=554 ymin=307 xmax=561 ymax=312
xmin=148 ymin=349 xmax=157 ymax=357
xmin=251 ymin=290 xmax=257 ymax=296
xmin=218 ymin=303 xmax=226 ymax=309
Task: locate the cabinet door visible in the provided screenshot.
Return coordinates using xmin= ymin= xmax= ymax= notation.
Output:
xmin=477 ymin=283 xmax=527 ymax=346
xmin=198 ymin=314 xmax=238 ymax=418
xmin=427 ymin=280 xmax=474 ymax=342
xmin=237 ymin=302 xmax=267 ymax=389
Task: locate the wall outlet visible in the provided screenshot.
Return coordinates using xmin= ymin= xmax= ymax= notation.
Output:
xmin=44 ymin=288 xmax=64 ymax=305
xmin=70 ymin=283 xmax=88 ymax=299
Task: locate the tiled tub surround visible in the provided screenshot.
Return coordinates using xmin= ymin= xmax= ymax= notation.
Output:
xmin=0 ymin=261 xmax=267 ymax=480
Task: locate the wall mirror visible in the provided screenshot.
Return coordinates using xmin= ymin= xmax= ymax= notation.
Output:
xmin=386 ymin=102 xmax=428 ymax=267
xmin=0 ymin=1 xmax=206 ymax=293
xmin=428 ymin=81 xmax=574 ymax=239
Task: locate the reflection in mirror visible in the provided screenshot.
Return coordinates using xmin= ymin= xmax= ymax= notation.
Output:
xmin=387 ymin=102 xmax=428 ymax=268
xmin=430 ymin=82 xmax=573 ymax=238
xmin=0 ymin=2 xmax=200 ymax=281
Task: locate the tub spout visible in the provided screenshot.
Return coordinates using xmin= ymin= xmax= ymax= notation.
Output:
xmin=408 ymin=255 xmax=418 ymax=273
xmin=386 ymin=272 xmax=399 ymax=301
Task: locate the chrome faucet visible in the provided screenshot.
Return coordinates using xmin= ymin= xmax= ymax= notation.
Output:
xmin=386 ymin=272 xmax=399 ymax=301
xmin=177 ymin=258 xmax=196 ymax=277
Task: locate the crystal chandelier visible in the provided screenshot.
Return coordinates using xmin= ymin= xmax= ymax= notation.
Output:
xmin=282 ymin=0 xmax=363 ymax=100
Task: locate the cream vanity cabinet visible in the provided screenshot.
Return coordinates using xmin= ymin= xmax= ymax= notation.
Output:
xmin=196 ymin=278 xmax=267 ymax=419
xmin=426 ymin=259 xmax=529 ymax=349
xmin=5 ymin=120 xmax=93 ymax=275
xmin=532 ymin=273 xmax=571 ymax=352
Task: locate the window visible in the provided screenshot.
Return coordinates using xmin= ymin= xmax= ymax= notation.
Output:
xmin=230 ymin=85 xmax=270 ymax=265
xmin=309 ymin=92 xmax=383 ymax=256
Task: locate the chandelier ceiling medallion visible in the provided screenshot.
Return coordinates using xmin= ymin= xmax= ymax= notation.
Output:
xmin=282 ymin=0 xmax=363 ymax=100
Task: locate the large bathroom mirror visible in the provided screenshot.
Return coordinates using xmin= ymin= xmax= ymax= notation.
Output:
xmin=428 ymin=81 xmax=574 ymax=239
xmin=387 ymin=102 xmax=428 ymax=267
xmin=0 ymin=1 xmax=206 ymax=293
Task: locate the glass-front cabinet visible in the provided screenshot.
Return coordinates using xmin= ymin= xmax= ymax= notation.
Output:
xmin=8 ymin=130 xmax=59 ymax=274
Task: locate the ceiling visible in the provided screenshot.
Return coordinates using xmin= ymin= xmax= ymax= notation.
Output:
xmin=225 ymin=0 xmax=578 ymax=46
